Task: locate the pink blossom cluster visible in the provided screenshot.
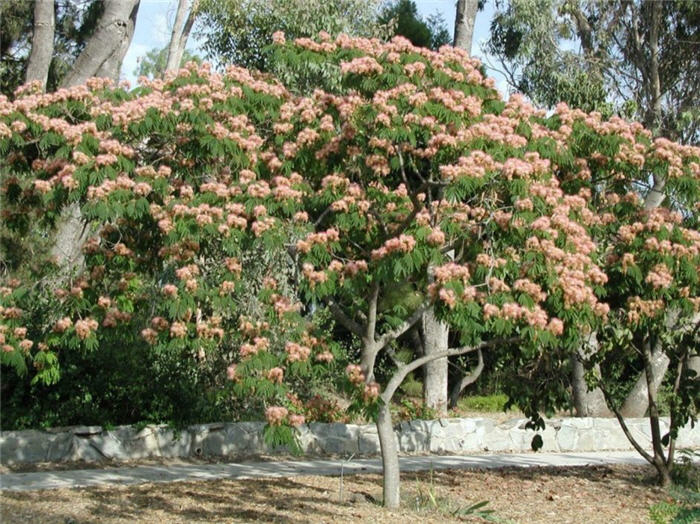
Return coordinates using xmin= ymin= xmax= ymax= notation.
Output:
xmin=439 ymin=151 xmax=497 ymax=180
xmin=346 ymin=364 xmax=366 ymax=385
xmin=296 ymin=228 xmax=340 ymax=253
xmin=265 ymin=406 xmax=288 ymax=426
xmin=240 ymin=336 xmax=270 ymax=357
xmin=370 ymin=234 xmax=416 ymax=260
xmin=340 ymin=57 xmax=383 ymax=75
xmin=645 ymin=264 xmax=674 ymax=290
xmin=285 ymin=341 xmax=311 ymax=362
xmin=302 ymin=263 xmax=328 ymax=288
xmin=74 ymin=318 xmax=98 ymax=340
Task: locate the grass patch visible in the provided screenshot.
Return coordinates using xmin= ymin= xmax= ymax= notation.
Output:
xmin=456 ymin=393 xmax=509 ymax=413
xmin=649 ymin=451 xmax=700 ymax=524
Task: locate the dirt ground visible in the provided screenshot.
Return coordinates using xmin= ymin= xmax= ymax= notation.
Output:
xmin=1 ymin=464 xmax=672 ymax=523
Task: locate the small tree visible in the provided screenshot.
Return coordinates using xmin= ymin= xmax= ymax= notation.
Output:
xmin=2 ymin=33 xmax=698 ymax=508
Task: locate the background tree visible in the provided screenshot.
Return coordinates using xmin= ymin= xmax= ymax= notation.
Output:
xmin=0 ymin=0 xmax=107 ymax=96
xmin=453 ymin=0 xmax=481 ymax=53
xmin=379 ymin=0 xmax=451 ymax=50
xmin=487 ymin=0 xmax=700 ymax=144
xmin=24 ymin=0 xmax=55 ymax=90
xmin=197 ymin=0 xmax=390 ymax=79
xmin=135 ymin=47 xmax=202 ymax=80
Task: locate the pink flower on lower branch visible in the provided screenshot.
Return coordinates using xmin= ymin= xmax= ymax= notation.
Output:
xmin=267 ymin=367 xmax=284 ymax=384
xmin=288 ymin=414 xmax=305 ymax=427
xmin=346 ymin=364 xmax=365 ymax=385
xmin=363 ymin=382 xmax=380 ymax=401
xmin=265 ymin=406 xmax=288 ymax=426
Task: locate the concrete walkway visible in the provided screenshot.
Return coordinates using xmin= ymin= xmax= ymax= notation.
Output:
xmin=0 ymin=451 xmax=658 ymax=492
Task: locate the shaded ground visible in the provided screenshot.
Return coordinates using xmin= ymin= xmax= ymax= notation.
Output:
xmin=1 ymin=464 xmax=671 ymax=523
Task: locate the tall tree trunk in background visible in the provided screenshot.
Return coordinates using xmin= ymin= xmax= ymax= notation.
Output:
xmin=453 ymin=0 xmax=479 ymax=53
xmin=53 ymin=0 xmax=140 ymax=274
xmin=620 ymin=342 xmax=669 ymax=418
xmin=25 ymin=0 xmax=55 ymax=91
xmin=420 ymin=0 xmax=480 ymax=418
xmin=165 ymin=0 xmax=199 ymax=72
xmin=571 ymin=332 xmax=612 ymax=417
xmin=422 ymin=0 xmax=480 ymax=414
xmin=422 ymin=308 xmax=449 ymax=414
xmin=61 ymin=0 xmax=140 ymax=88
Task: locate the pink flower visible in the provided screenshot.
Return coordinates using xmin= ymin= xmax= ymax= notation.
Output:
xmin=272 ymin=31 xmax=286 ymax=45
xmin=267 ymin=367 xmax=284 ymax=384
xmin=265 ymin=406 xmax=288 ymax=426
xmin=288 ymin=414 xmax=305 ymax=427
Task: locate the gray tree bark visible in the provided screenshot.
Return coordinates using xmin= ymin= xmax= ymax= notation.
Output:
xmin=571 ymin=332 xmax=612 ymax=417
xmin=50 ymin=0 xmax=140 ymax=277
xmin=619 ymin=312 xmax=699 ymax=418
xmin=453 ymin=0 xmax=479 ymax=53
xmin=448 ymin=348 xmax=484 ymax=409
xmin=165 ymin=0 xmax=199 ymax=72
xmin=376 ymin=402 xmax=400 ymax=509
xmin=620 ymin=344 xmax=669 ymax=418
xmin=25 ymin=0 xmax=55 ymax=91
xmin=421 ymin=309 xmax=449 ymax=414
xmin=61 ymin=0 xmax=140 ymax=88
xmin=50 ymin=203 xmax=89 ymax=272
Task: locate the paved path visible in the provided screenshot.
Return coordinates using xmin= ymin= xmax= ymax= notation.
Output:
xmin=0 ymin=451 xmax=658 ymax=492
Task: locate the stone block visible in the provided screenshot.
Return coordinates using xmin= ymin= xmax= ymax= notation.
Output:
xmin=119 ymin=426 xmax=162 ymax=459
xmin=358 ymin=425 xmax=380 ymax=455
xmin=308 ymin=423 xmax=359 ymax=455
xmin=155 ymin=427 xmax=192 ymax=457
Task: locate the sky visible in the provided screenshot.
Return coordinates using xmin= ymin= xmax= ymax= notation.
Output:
xmin=122 ymin=0 xmax=509 ymax=95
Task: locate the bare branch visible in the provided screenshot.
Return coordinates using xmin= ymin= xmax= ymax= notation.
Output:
xmin=600 ymin=384 xmax=655 ymax=465
xmin=366 ymin=282 xmax=380 ymax=342
xmin=327 ymin=300 xmax=365 ymax=338
xmin=381 ymin=336 xmax=519 ymax=402
xmin=376 ymin=302 xmax=429 ymax=349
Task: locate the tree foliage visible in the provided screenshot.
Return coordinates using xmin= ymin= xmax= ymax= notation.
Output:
xmin=1 ymin=33 xmax=698 ymax=498
xmin=487 ymin=0 xmax=700 ymax=144
xmin=379 ymin=0 xmax=451 ymax=50
xmin=135 ymin=46 xmax=202 ymax=80
xmin=0 ymin=0 xmax=105 ymax=96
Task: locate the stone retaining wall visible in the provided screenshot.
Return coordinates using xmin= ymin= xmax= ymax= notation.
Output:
xmin=1 ymin=417 xmax=698 ymax=465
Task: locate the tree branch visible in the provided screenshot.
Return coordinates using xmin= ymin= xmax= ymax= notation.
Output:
xmin=376 ymin=302 xmax=429 ymax=349
xmin=600 ymin=384 xmax=655 ymax=465
xmin=381 ymin=336 xmax=519 ymax=402
xmin=327 ymin=300 xmax=365 ymax=338
xmin=366 ymin=282 xmax=380 ymax=342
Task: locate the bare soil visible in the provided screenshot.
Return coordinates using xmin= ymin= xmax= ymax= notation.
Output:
xmin=1 ymin=464 xmax=671 ymax=523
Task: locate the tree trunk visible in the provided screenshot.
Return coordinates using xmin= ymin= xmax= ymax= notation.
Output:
xmin=376 ymin=402 xmax=400 ymax=509
xmin=51 ymin=0 xmax=140 ymax=278
xmin=50 ymin=202 xmax=89 ymax=273
xmin=165 ymin=0 xmax=199 ymax=73
xmin=570 ymin=332 xmax=612 ymax=417
xmin=453 ymin=0 xmax=479 ymax=53
xmin=642 ymin=338 xmax=672 ymax=487
xmin=25 ymin=0 xmax=54 ymax=91
xmin=422 ymin=308 xmax=449 ymax=415
xmin=448 ymin=348 xmax=484 ymax=409
xmin=571 ymin=357 xmax=612 ymax=416
xmin=620 ymin=341 xmax=669 ymax=418
xmin=61 ymin=0 xmax=140 ymax=88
